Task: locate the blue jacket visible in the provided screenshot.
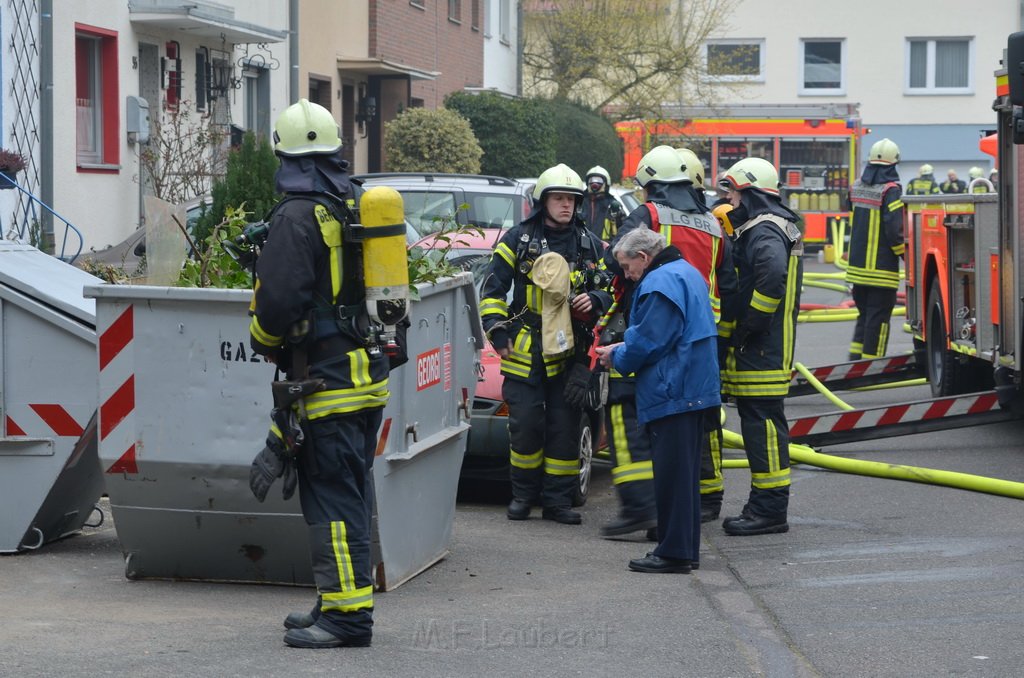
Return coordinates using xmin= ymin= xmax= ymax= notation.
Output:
xmin=611 ymin=247 xmax=721 ymax=425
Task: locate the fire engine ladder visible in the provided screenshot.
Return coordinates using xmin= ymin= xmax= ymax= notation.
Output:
xmin=785 ymin=355 xmax=1018 ymax=447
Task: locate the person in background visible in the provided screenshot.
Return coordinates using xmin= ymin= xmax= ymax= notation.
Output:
xmin=968 ymin=167 xmax=992 ymax=193
xmin=580 ymin=165 xmax=624 ymax=241
xmin=845 ymin=138 xmax=905 ymax=362
xmin=596 ymin=227 xmax=720 ymax=574
xmin=940 ymin=169 xmax=966 ymax=194
xmin=905 ymin=164 xmax=940 ymax=195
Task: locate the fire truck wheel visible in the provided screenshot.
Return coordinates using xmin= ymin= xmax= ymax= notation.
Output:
xmin=926 ymin=278 xmax=966 ymax=397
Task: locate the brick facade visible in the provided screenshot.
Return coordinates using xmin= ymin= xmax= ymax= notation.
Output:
xmin=370 ymin=0 xmax=484 ymax=108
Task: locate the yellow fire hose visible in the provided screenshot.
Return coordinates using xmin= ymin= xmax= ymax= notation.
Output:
xmin=716 ymin=365 xmax=1024 ymax=499
xmin=797 ymin=306 xmax=905 ymax=323
xmin=721 ymin=429 xmax=1024 ymax=499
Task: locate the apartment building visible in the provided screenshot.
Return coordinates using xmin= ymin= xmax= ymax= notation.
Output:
xmin=705 ymin=0 xmax=1020 ymax=183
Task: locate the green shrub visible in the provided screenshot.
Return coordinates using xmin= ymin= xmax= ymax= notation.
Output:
xmin=384 ymin=108 xmax=483 ymax=173
xmin=543 ymin=99 xmax=624 ymax=183
xmin=194 ymin=131 xmax=280 ymax=245
xmin=444 ymin=92 xmax=555 ymax=178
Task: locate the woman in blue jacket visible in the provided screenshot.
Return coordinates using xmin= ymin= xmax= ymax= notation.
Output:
xmin=596 ymin=227 xmax=720 ymax=573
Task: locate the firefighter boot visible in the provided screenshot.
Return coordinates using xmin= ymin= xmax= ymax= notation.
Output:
xmin=284 ymin=612 xmax=315 ymax=630
xmin=284 ymin=623 xmax=372 ymax=649
xmin=600 ymin=514 xmax=657 ymax=538
xmin=507 ymin=498 xmax=532 ymax=520
xmin=700 ymin=491 xmax=723 ymax=524
xmin=541 ymin=507 xmax=582 ymax=525
xmin=723 ymin=513 xmax=789 ymax=536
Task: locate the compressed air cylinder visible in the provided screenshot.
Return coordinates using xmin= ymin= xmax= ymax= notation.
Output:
xmin=360 ymin=186 xmax=410 ymax=338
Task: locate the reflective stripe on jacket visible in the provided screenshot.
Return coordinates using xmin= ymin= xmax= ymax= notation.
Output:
xmin=845 ymin=180 xmax=904 ymax=289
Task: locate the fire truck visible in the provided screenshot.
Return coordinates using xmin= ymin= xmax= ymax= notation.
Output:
xmin=902 ymin=37 xmax=1024 ymax=403
xmin=615 ymin=104 xmax=864 ymax=246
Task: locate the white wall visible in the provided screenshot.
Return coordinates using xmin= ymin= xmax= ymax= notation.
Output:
xmin=711 ymin=0 xmax=1017 ymax=126
xmin=55 ymin=1 xmax=288 ymax=253
xmin=482 ymin=0 xmax=518 ymax=95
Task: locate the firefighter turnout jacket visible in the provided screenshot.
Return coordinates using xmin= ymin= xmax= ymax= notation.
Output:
xmin=846 ymin=179 xmax=905 ymax=290
xmin=480 ymin=211 xmax=611 ymax=383
xmin=721 ymin=212 xmax=803 ymax=400
xmin=249 ymin=195 xmax=390 ymax=416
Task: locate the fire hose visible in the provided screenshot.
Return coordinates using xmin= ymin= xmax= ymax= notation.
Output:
xmin=715 ymin=366 xmax=1024 ymax=499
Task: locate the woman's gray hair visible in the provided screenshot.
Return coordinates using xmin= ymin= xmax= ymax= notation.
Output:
xmin=612 ymin=226 xmax=665 ymax=259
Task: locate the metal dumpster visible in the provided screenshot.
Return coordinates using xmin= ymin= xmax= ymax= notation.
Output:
xmin=84 ymin=273 xmax=480 ymax=589
xmin=0 ymin=242 xmax=105 ymax=552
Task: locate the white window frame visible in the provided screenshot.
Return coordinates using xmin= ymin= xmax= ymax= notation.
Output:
xmin=703 ymin=39 xmax=766 ymax=83
xmin=904 ymin=37 xmax=974 ymax=95
xmin=799 ymin=38 xmax=845 ymax=96
xmin=499 ymin=0 xmax=510 ymax=45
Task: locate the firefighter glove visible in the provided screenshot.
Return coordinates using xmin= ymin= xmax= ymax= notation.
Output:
xmin=281 ymin=458 xmax=298 ymax=501
xmin=249 ymin=444 xmax=287 ymax=503
xmin=563 ymin=361 xmax=596 ymax=410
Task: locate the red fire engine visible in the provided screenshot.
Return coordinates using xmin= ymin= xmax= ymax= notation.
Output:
xmin=615 ymin=104 xmax=864 ymax=246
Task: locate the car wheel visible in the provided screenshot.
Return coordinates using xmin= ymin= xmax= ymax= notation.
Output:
xmin=571 ymin=412 xmax=594 ymax=507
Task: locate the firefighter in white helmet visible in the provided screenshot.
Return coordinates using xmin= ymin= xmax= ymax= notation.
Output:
xmin=581 ymin=165 xmax=624 ymax=240
xmin=479 ymin=164 xmax=612 ymax=525
xmin=248 ymin=99 xmax=408 ymax=649
xmin=718 ymin=156 xmax=803 ymax=536
xmin=846 ymin=137 xmax=904 ymax=361
xmin=906 ymin=162 xmax=940 ymax=195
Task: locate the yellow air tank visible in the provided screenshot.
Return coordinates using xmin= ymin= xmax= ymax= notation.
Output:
xmin=360 ymin=186 xmax=410 ymax=353
xmin=798 ymin=192 xmax=810 ymax=212
xmin=712 ymin=203 xmax=735 ymax=236
xmin=808 ymin=192 xmax=820 ymax=211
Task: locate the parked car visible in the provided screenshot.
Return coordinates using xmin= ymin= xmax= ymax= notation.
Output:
xmin=76 ymin=195 xmax=213 ymax=273
xmin=353 ymin=173 xmax=534 ymax=238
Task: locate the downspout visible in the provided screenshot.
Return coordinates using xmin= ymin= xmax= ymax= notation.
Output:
xmin=289 ymin=0 xmax=299 ymax=104
xmin=40 ymin=0 xmax=54 ymax=253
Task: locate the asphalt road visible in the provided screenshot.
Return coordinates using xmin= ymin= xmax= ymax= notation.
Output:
xmin=2 ymin=259 xmax=1023 ymax=677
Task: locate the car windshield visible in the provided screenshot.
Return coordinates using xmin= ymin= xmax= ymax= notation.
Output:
xmin=400 ymin=190 xmax=523 ymax=236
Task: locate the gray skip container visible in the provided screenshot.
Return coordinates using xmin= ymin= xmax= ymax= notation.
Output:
xmin=84 ymin=273 xmax=480 ymax=590
xmin=0 ymin=243 xmax=105 ymax=553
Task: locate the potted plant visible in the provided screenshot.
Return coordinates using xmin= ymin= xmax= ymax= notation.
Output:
xmin=0 ymin=149 xmax=27 ymax=189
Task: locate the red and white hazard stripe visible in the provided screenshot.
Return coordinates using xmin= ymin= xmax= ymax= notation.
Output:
xmin=790 ymin=392 xmax=1001 ymax=439
xmin=791 ymin=354 xmax=914 ymax=386
xmin=5 ymin=404 xmax=85 ymax=438
xmin=97 ymin=305 xmax=138 ymax=474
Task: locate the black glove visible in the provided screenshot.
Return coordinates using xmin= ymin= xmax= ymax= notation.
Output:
xmin=249 ymin=443 xmax=287 ymax=503
xmin=563 ymin=361 xmax=596 ymax=409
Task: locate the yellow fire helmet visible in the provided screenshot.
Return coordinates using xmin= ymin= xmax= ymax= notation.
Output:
xmin=533 ymin=163 xmax=585 ymax=201
xmin=273 ymin=99 xmax=342 ymax=157
xmin=867 ymin=138 xmax=900 ymax=166
xmin=636 ymin=145 xmax=695 ymax=187
xmin=675 ymin=148 xmax=705 ymax=187
xmin=719 ymin=157 xmax=780 ymax=196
